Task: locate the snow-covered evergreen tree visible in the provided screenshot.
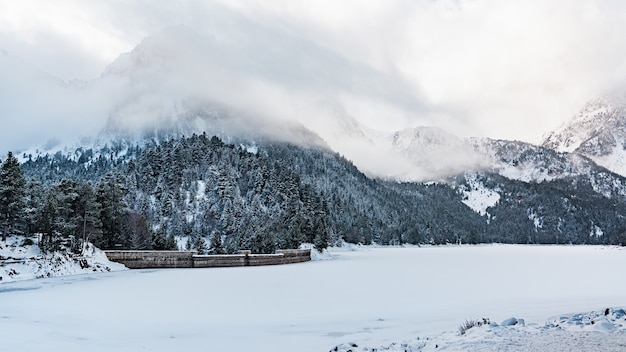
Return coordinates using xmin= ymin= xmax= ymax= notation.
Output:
xmin=23 ymin=179 xmax=45 ymax=236
xmin=39 ymin=188 xmax=60 ymax=251
xmin=152 ymin=226 xmax=168 ymax=250
xmin=208 ymin=229 xmax=224 ymax=254
xmin=127 ymin=210 xmax=151 ymax=250
xmin=191 ymin=234 xmax=208 ymax=254
xmin=96 ymin=175 xmax=129 ymax=249
xmin=0 ymin=152 xmax=26 ymax=241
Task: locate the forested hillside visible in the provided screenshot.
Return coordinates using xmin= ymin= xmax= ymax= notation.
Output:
xmin=10 ymin=134 xmax=327 ymax=253
xmin=263 ymin=144 xmax=626 ymax=245
xmin=3 ymin=133 xmax=626 ymax=254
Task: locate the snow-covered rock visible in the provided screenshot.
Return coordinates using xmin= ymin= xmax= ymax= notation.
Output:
xmin=0 ymin=236 xmax=126 ymax=283
xmin=500 ymin=317 xmax=523 ymax=327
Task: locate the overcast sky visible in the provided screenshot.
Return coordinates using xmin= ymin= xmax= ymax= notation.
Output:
xmin=2 ymin=0 xmax=626 ymax=155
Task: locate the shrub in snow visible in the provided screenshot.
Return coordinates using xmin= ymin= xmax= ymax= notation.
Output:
xmin=459 ymin=317 xmax=490 ymax=335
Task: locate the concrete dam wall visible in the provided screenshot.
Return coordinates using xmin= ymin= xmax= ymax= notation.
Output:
xmin=104 ymin=249 xmax=311 ymax=269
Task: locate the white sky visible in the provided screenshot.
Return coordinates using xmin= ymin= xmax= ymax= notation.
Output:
xmin=2 ymin=0 xmax=626 ymax=154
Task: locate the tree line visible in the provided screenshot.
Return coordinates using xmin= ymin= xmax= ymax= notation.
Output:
xmin=4 ymin=132 xmax=626 ymax=253
xmin=4 ymin=134 xmax=329 ymax=254
xmin=1 ymin=151 xmax=177 ymax=253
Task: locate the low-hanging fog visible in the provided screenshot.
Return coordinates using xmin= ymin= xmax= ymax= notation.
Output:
xmin=3 ymin=0 xmax=626 ymax=180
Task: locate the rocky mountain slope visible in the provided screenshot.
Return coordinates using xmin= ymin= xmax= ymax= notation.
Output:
xmin=542 ymin=95 xmax=626 ymax=176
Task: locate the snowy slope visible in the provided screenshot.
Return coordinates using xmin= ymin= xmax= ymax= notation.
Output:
xmin=469 ymin=138 xmax=596 ymax=183
xmin=452 ymin=138 xmax=626 ymax=219
xmin=542 ymin=95 xmax=626 ymax=176
xmin=0 ymin=236 xmax=126 ymax=283
xmin=459 ymin=172 xmax=500 ymax=216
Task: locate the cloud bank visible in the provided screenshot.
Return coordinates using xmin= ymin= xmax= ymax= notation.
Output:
xmin=2 ymin=0 xmax=626 ymax=161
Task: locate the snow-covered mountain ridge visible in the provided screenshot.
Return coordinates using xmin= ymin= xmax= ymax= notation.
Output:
xmin=327 ymin=113 xmax=625 ymax=186
xmin=543 ymin=95 xmax=626 ymax=176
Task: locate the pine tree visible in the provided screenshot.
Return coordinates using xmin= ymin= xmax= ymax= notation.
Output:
xmin=53 ymin=179 xmax=81 ymax=241
xmin=152 ymin=226 xmax=168 ymax=250
xmin=313 ymin=216 xmax=329 ymax=250
xmin=0 ymin=152 xmax=26 ymax=241
xmin=127 ymin=210 xmax=151 ymax=250
xmin=23 ymin=179 xmax=45 ymax=236
xmin=76 ymin=183 xmax=103 ymax=251
xmin=208 ymin=229 xmax=225 ymax=254
xmin=96 ymin=175 xmax=129 ymax=249
xmin=165 ymin=233 xmax=178 ymax=250
xmin=39 ymin=188 xmax=60 ymax=251
xmin=191 ymin=235 xmax=208 ymax=254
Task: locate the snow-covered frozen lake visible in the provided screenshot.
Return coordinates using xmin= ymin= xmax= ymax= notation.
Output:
xmin=1 ymin=245 xmax=625 ymax=351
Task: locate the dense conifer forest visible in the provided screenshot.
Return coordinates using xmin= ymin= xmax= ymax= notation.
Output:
xmin=2 ymin=133 xmax=626 ymax=254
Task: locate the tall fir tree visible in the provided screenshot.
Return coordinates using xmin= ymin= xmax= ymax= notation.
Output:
xmin=127 ymin=210 xmax=151 ymax=250
xmin=39 ymin=188 xmax=59 ymax=251
xmin=76 ymin=183 xmax=103 ymax=252
xmin=96 ymin=175 xmax=129 ymax=249
xmin=23 ymin=179 xmax=45 ymax=236
xmin=52 ymin=179 xmax=81 ymax=241
xmin=208 ymin=229 xmax=225 ymax=254
xmin=191 ymin=234 xmax=208 ymax=254
xmin=0 ymin=152 xmax=26 ymax=241
xmin=152 ymin=225 xmax=168 ymax=250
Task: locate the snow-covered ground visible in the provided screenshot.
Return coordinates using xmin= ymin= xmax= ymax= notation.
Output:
xmin=460 ymin=173 xmax=500 ymax=216
xmin=0 ymin=236 xmax=126 ymax=283
xmin=0 ymin=245 xmax=625 ymax=351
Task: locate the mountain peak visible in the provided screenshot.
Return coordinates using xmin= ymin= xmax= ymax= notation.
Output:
xmin=541 ymin=94 xmax=626 ymax=176
xmin=542 ymin=95 xmax=626 ymax=153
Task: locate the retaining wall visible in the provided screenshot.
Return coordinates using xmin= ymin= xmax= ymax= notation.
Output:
xmin=104 ymin=250 xmax=195 ymax=269
xmin=104 ymin=249 xmax=311 ymax=269
xmin=192 ymin=254 xmax=247 ymax=268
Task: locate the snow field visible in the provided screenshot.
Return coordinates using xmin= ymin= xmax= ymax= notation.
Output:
xmin=460 ymin=173 xmax=500 ymax=216
xmin=0 ymin=245 xmax=625 ymax=351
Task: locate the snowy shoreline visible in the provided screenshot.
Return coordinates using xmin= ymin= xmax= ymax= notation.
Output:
xmin=332 ymin=308 xmax=626 ymax=351
xmin=0 ymin=236 xmax=126 ymax=283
